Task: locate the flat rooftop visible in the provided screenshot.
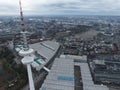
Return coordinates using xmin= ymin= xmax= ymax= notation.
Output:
xmin=30 ymin=41 xmax=59 ymax=60
xmin=40 ymin=58 xmax=74 ymax=90
xmin=75 ymin=63 xmax=109 ymax=90
xmin=40 ymin=55 xmax=109 ymax=90
xmin=29 ymin=41 xmax=60 ymax=71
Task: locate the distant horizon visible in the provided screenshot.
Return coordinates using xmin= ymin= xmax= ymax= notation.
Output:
xmin=0 ymin=0 xmax=120 ymax=16
xmin=0 ymin=14 xmax=120 ymax=17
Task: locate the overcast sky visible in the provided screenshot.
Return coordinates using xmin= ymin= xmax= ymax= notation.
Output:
xmin=0 ymin=0 xmax=120 ymax=15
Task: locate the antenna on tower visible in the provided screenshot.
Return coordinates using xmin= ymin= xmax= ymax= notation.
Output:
xmin=19 ymin=0 xmax=29 ymax=51
xmin=19 ymin=0 xmax=25 ymax=32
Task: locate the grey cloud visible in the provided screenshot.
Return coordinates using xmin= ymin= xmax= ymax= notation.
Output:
xmin=1 ymin=0 xmax=120 ymax=15
xmin=0 ymin=5 xmax=17 ymax=11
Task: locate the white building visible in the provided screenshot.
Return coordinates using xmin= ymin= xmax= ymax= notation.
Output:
xmin=40 ymin=55 xmax=109 ymax=90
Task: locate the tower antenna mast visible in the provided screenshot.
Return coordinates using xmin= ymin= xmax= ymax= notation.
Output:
xmin=19 ymin=0 xmax=24 ymax=32
xmin=19 ymin=0 xmax=28 ymax=51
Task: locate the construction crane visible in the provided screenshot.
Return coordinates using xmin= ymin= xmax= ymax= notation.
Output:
xmin=18 ymin=0 xmax=50 ymax=90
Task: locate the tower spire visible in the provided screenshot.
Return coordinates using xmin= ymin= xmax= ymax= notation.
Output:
xmin=19 ymin=0 xmax=25 ymax=32
xmin=19 ymin=0 xmax=28 ymax=51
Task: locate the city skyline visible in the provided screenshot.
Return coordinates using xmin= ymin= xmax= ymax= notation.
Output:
xmin=0 ymin=0 xmax=120 ymax=16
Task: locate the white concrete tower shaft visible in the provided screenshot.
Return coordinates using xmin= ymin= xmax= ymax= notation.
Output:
xmin=27 ymin=64 xmax=35 ymax=90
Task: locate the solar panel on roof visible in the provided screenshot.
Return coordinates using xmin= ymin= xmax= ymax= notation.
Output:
xmin=57 ymin=76 xmax=74 ymax=81
xmin=42 ymin=87 xmax=46 ymax=90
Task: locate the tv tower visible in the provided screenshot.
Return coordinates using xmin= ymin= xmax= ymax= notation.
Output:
xmin=18 ymin=0 xmax=50 ymax=90
xmin=18 ymin=0 xmax=35 ymax=90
